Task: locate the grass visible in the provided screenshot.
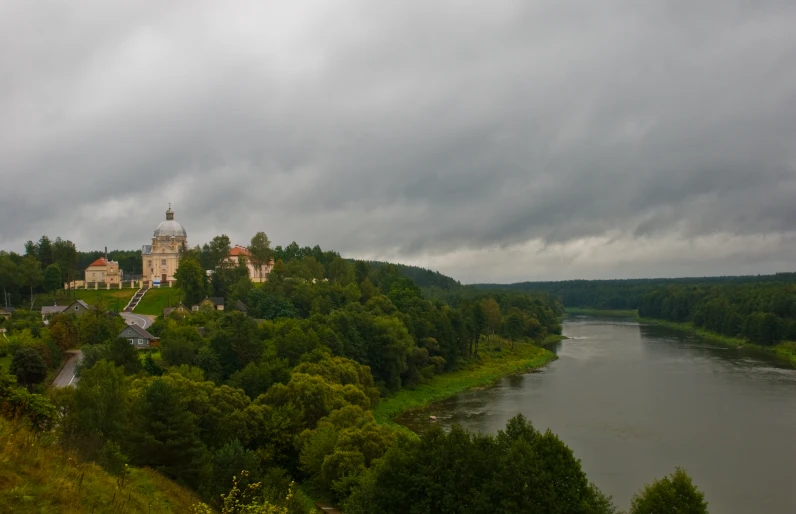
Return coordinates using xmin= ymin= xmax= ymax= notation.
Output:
xmin=31 ymin=289 xmax=138 ymax=311
xmin=373 ymin=341 xmax=557 ymax=426
xmin=566 ymin=307 xmax=639 ymax=318
xmin=134 ymin=287 xmax=183 ymax=316
xmin=0 ymin=416 xmax=202 ymax=513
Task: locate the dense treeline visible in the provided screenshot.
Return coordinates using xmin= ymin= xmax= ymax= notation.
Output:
xmin=477 ymin=273 xmax=796 ymax=310
xmin=638 ymin=283 xmax=796 ymax=346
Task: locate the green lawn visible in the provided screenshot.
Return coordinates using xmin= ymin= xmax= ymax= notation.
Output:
xmin=134 ymin=287 xmax=183 ymax=316
xmin=35 ymin=288 xmax=137 ymax=311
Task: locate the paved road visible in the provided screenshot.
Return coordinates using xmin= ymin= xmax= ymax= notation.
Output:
xmin=120 ymin=312 xmax=155 ymax=329
xmin=52 ymin=350 xmax=82 ymax=388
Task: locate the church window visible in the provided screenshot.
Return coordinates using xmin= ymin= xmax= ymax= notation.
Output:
xmin=161 ymin=259 xmax=166 ymax=265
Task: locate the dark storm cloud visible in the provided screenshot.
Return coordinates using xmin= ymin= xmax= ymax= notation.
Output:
xmin=1 ymin=0 xmax=795 ymax=282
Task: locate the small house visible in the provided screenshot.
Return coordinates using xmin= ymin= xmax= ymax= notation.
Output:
xmin=41 ymin=300 xmax=91 ymax=322
xmin=163 ymin=302 xmax=192 ymax=318
xmin=0 ymin=306 xmax=15 ymax=319
xmin=192 ymin=297 xmax=224 ymax=312
xmin=119 ymin=324 xmax=158 ymax=350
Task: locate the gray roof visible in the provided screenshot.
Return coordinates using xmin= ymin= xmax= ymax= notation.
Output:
xmin=163 ymin=307 xmax=175 ymax=316
xmin=208 ymin=297 xmax=224 ymax=306
xmin=120 ymin=323 xmax=156 ymax=340
xmin=154 ymin=219 xmax=187 ymax=238
xmin=41 ymin=306 xmax=67 ymax=315
xmin=142 ymin=245 xmax=152 ymax=255
xmin=71 ymin=300 xmax=90 ymax=309
xmin=234 ymin=300 xmax=248 ymax=312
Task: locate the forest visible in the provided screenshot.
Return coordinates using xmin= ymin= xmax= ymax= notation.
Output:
xmin=637 ymin=283 xmax=796 ymax=347
xmin=476 ymin=273 xmax=796 ymax=311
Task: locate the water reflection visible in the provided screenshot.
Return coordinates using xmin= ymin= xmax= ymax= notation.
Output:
xmin=396 ymin=316 xmax=796 ymax=514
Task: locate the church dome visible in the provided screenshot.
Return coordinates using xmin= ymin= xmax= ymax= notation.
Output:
xmin=153 ymin=206 xmax=187 ymax=238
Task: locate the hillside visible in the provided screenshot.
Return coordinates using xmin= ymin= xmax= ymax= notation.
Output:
xmin=367 ymin=261 xmax=462 ymax=290
xmin=0 ymin=417 xmax=200 ymax=513
xmin=133 ymin=287 xmax=183 ymax=315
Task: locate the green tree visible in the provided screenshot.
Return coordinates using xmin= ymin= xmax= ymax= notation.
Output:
xmin=10 ymin=346 xmax=48 ymax=389
xmin=248 ymin=232 xmax=274 ymax=280
xmin=175 ymin=257 xmax=209 ymax=306
xmin=43 ymin=264 xmax=62 ymax=297
xmin=630 ymin=468 xmax=708 ymax=514
xmin=107 ymin=337 xmax=143 ymax=375
xmin=128 ymin=378 xmax=209 ymax=487
xmin=202 ymin=234 xmax=232 ymax=271
xmin=72 ymin=360 xmax=129 ymax=440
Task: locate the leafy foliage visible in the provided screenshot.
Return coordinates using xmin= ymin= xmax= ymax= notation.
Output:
xmin=630 ymin=467 xmax=708 ymax=514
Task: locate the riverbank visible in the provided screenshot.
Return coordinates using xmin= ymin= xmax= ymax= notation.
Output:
xmin=373 ymin=340 xmax=558 ymax=425
xmin=637 ymin=316 xmax=796 ymax=368
xmin=565 ymin=308 xmax=796 ymax=368
xmin=566 ymin=307 xmax=638 ymax=318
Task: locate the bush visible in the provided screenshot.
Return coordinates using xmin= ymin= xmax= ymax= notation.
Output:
xmin=630 ymin=467 xmax=708 ymax=514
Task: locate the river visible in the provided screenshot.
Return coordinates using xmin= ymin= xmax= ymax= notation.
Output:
xmin=396 ymin=316 xmax=796 ymax=513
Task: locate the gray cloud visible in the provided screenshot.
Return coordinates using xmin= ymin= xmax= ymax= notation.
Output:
xmin=2 ymin=0 xmax=796 ymax=282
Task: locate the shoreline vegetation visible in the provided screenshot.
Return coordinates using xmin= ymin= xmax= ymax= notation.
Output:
xmin=567 ymin=308 xmax=796 ymax=368
xmin=374 ymin=337 xmax=560 ymax=426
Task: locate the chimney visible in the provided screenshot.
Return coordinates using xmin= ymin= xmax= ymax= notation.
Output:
xmin=105 ymin=246 xmax=108 ymax=261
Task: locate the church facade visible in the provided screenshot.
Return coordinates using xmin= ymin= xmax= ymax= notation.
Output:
xmin=142 ymin=206 xmax=187 ymax=284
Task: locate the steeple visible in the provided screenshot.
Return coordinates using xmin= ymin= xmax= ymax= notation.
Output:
xmin=166 ymin=203 xmax=174 ymax=221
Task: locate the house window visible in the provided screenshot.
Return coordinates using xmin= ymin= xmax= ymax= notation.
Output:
xmin=74 ymin=306 xmax=79 ymax=311
xmin=138 ymin=339 xmax=144 ymax=345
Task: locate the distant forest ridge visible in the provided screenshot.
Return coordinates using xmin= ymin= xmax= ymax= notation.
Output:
xmin=473 ymin=273 xmax=796 ymax=310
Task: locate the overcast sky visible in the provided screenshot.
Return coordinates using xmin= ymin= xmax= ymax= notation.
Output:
xmin=2 ymin=1 xmax=795 ymax=283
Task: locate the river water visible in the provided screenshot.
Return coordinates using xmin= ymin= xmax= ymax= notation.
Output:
xmin=397 ymin=316 xmax=796 ymax=513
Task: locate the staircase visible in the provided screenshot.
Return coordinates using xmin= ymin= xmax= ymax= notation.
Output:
xmin=125 ymin=284 xmax=149 ymax=312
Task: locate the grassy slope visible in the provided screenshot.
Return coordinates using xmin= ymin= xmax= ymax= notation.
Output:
xmin=134 ymin=287 xmax=183 ymax=316
xmin=373 ymin=341 xmax=558 ymax=425
xmin=0 ymin=417 xmax=201 ymax=513
xmin=34 ymin=289 xmax=137 ymax=311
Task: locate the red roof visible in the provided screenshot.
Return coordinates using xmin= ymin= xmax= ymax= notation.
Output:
xmin=229 ymin=246 xmax=250 ymax=257
xmin=87 ymin=257 xmax=108 ymax=268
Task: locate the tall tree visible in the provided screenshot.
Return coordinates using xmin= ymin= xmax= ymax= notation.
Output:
xmin=248 ymin=231 xmax=274 ymax=280
xmin=175 ymin=257 xmax=208 ymax=305
xmin=129 ymin=378 xmax=208 ymax=487
xmin=44 ymin=264 xmax=62 ymax=296
xmin=19 ymin=256 xmax=43 ymax=309
xmin=37 ymin=235 xmax=53 ymax=268
xmin=201 ymin=234 xmax=232 ymax=271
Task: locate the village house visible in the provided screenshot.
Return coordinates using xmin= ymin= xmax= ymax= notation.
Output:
xmin=85 ymin=255 xmax=122 ymax=285
xmin=119 ymin=324 xmax=158 ymax=350
xmin=192 ymin=297 xmax=224 ymax=312
xmin=0 ymin=306 xmax=15 ymax=319
xmin=163 ymin=302 xmax=192 ymax=318
xmin=41 ymin=300 xmax=91 ymax=322
xmin=226 ymin=245 xmax=274 ymax=283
